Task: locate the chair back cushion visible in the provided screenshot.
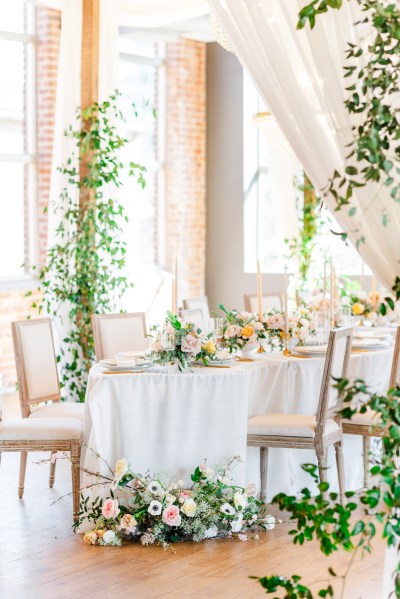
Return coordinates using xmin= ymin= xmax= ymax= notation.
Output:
xmin=92 ymin=313 xmax=147 ymax=360
xmin=182 ymin=296 xmax=210 ymax=322
xmin=12 ymin=319 xmax=60 ymax=413
xmin=180 ymin=308 xmax=205 ymax=332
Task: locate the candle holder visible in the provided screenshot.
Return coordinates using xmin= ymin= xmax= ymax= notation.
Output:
xmin=283 ymin=332 xmax=291 ymax=357
xmin=257 ymin=343 xmax=265 ymax=353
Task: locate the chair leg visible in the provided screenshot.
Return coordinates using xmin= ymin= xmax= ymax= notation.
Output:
xmin=334 ymin=441 xmax=346 ymax=505
xmin=316 ymin=450 xmax=327 ymax=486
xmin=18 ymin=451 xmax=27 ymax=498
xmin=259 ymin=446 xmax=268 ymax=503
xmin=70 ymin=441 xmax=81 ymax=522
xmin=363 ymin=436 xmax=371 ymax=489
xmin=49 ymin=452 xmax=56 ymax=488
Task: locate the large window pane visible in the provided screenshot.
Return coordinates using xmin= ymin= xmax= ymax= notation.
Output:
xmin=0 ymin=39 xmax=24 ymax=118
xmin=0 ymin=162 xmax=24 ymax=278
xmin=0 ymin=0 xmax=24 ymax=33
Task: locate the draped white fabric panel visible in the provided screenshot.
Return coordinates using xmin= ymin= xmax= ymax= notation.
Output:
xmin=208 ymin=0 xmax=400 ymax=288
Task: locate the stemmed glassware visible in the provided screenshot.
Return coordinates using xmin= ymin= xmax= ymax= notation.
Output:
xmin=313 ymin=311 xmax=330 ymax=345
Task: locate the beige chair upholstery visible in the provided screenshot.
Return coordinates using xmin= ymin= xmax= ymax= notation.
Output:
xmin=92 ymin=312 xmax=147 ymax=361
xmin=248 ymin=327 xmax=353 ymax=503
xmin=29 ymin=403 xmax=84 ymax=421
xmin=180 ymin=308 xmax=205 ymax=332
xmin=0 ymin=417 xmax=81 ymax=441
xmin=182 ymin=297 xmax=210 ymax=323
xmin=248 ymin=414 xmax=340 ymax=438
xmin=11 ymin=318 xmax=84 ymax=495
xmin=244 ymin=293 xmax=283 ymax=314
xmin=0 ymin=417 xmax=81 ymax=520
xmin=342 ymin=326 xmax=399 ymax=487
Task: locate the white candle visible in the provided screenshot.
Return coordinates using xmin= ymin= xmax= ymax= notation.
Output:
xmin=284 ymin=266 xmax=288 ymax=339
xmin=323 ymin=257 xmax=327 ymax=298
xmin=175 ymin=256 xmax=178 ymax=313
xmin=257 ymin=260 xmax=263 ymax=321
xmin=172 ymin=276 xmax=176 ymax=314
xmin=371 ymin=275 xmax=377 ymax=307
xmin=360 ymin=260 xmax=365 ymax=289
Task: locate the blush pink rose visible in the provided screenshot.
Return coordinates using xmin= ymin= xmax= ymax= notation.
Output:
xmin=102 ymin=497 xmax=120 ymax=520
xmin=266 ymin=314 xmax=285 ymax=330
xmin=253 ymin=321 xmax=264 ymax=331
xmin=162 ymin=505 xmax=182 ymax=527
xmin=181 ymin=334 xmax=202 ymax=354
xmin=179 ymin=490 xmax=193 ymax=503
xmin=224 ymin=324 xmax=241 ymax=339
xmin=238 ymin=311 xmax=253 ymax=320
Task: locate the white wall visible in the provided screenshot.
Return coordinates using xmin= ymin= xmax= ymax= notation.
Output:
xmin=205 ymin=43 xmax=284 ymax=313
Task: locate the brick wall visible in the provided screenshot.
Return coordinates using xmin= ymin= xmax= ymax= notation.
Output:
xmin=166 ymin=39 xmax=206 ymax=302
xmin=0 ymin=6 xmax=60 ymax=389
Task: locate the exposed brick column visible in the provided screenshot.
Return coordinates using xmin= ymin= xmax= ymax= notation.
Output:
xmin=165 ymin=39 xmax=206 ymax=301
xmin=35 ymin=5 xmax=61 ymax=266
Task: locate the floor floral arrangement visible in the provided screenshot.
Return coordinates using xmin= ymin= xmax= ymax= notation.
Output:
xmin=49 ymin=452 xmax=275 ymax=548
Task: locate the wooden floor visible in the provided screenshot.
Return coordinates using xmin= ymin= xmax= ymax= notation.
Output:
xmin=0 ymin=452 xmax=385 ymax=599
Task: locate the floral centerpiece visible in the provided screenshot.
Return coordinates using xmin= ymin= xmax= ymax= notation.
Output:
xmin=218 ymin=304 xmax=264 ymax=353
xmin=341 ymin=290 xmax=373 ymax=321
xmin=150 ymin=311 xmax=216 ymax=370
xmin=262 ymin=307 xmax=314 ymax=350
xmin=70 ymin=455 xmax=275 ymax=548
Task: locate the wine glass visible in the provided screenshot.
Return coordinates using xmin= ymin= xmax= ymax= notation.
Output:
xmin=313 ymin=311 xmax=330 ymax=345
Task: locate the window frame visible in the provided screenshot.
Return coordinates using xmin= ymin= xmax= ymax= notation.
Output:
xmin=0 ymin=4 xmax=37 ymax=290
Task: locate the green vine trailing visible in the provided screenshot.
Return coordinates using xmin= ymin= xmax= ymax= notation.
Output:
xmin=285 ymin=173 xmax=321 ymax=287
xmin=28 ymin=91 xmax=146 ymax=402
xmin=297 ymin=0 xmax=400 ymax=310
xmin=255 ymin=379 xmax=400 ymax=597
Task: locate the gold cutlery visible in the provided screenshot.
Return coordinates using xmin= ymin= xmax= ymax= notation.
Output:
xmin=103 ymin=369 xmax=145 ymax=375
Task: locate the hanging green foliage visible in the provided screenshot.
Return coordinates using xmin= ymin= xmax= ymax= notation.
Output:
xmin=28 ymin=91 xmax=146 ymax=402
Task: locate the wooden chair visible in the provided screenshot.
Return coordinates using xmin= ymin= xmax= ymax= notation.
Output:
xmin=92 ymin=312 xmax=147 ymax=361
xmin=244 ymin=293 xmax=283 ymax=314
xmin=0 ymin=417 xmax=81 ymax=520
xmin=182 ymin=296 xmax=210 ymax=323
xmin=248 ymin=327 xmax=353 ymax=504
xmin=180 ymin=308 xmax=205 ymax=332
xmin=342 ymin=325 xmax=400 ymax=487
xmin=11 ymin=318 xmax=84 ymax=496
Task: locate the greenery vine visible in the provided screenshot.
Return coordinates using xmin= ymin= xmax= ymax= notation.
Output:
xmin=28 ymin=91 xmax=146 ymax=402
xmin=285 ymin=173 xmax=321 ymax=287
xmin=297 ymin=0 xmax=400 ymax=312
xmin=255 ymin=378 xmax=400 ymax=597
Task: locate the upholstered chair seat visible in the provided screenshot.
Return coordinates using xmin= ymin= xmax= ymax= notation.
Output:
xmin=248 ymin=413 xmax=340 ymax=438
xmin=0 ymin=417 xmax=82 ymax=441
xmin=342 ymin=409 xmax=382 ymax=427
xmin=29 ymin=403 xmax=84 ymax=421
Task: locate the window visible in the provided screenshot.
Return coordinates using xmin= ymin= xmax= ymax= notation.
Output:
xmin=243 ymin=73 xmax=301 ymax=274
xmin=0 ymin=0 xmax=36 ymax=282
xmin=118 ymin=32 xmax=166 ymax=269
xmin=243 ymin=73 xmax=368 ymax=279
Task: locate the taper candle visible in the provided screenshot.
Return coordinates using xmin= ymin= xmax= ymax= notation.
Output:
xmin=329 ymin=255 xmax=334 ymax=327
xmin=257 ymin=260 xmax=263 ymax=322
xmin=284 ymin=266 xmax=289 ymax=340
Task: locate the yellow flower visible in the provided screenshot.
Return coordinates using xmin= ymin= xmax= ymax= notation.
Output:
xmin=241 ymin=325 xmax=254 ymax=338
xmin=352 ymin=302 xmax=365 ymax=316
xmin=84 ymin=531 xmax=98 ymax=545
xmin=203 ymin=340 xmax=216 ymax=353
xmin=96 ymin=529 xmax=106 ymax=538
xmin=115 ymin=457 xmax=128 ymax=479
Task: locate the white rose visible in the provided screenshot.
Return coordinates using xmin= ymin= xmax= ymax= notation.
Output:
xmin=230 ymin=513 xmax=243 ymax=533
xmin=181 ymin=498 xmax=197 ymax=518
xmin=102 ymin=530 xmax=116 ymax=545
xmin=233 ymin=492 xmax=247 ymax=511
xmin=203 ymin=526 xmax=218 ymax=538
xmin=299 ymin=318 xmax=309 ymax=327
xmin=357 ymin=290 xmax=368 ymax=301
xmin=341 ymin=296 xmax=351 ymax=306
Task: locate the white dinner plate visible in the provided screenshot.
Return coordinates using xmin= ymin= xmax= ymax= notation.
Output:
xmin=352 ymin=339 xmax=390 ymax=351
xmin=295 ymin=345 xmax=327 ymax=356
xmin=99 ymin=358 xmax=152 ymax=372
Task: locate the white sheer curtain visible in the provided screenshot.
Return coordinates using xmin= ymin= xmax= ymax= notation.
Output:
xmin=208 ymin=0 xmax=400 ymax=289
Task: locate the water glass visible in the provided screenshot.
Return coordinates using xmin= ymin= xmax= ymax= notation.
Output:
xmin=213 ymin=317 xmax=225 ymax=350
xmin=335 ymin=307 xmax=352 ymax=327
xmin=161 ymin=332 xmax=175 ymax=351
xmin=313 ymin=311 xmax=330 ymax=345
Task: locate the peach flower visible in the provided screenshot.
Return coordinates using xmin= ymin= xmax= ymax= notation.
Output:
xmin=241 ymin=325 xmax=254 ymax=338
xmin=102 ymin=497 xmax=120 ymax=520
xmin=181 ymin=334 xmax=202 ymax=354
xmin=224 ymin=324 xmax=241 ymax=339
xmin=266 ymin=314 xmax=285 ymax=330
xmin=162 ymin=505 xmax=182 ymax=527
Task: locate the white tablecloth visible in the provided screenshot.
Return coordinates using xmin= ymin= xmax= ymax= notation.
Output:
xmin=82 ymin=348 xmax=393 ymax=500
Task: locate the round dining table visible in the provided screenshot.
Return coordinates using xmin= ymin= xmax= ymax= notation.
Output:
xmin=81 ymin=347 xmax=393 ymax=501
